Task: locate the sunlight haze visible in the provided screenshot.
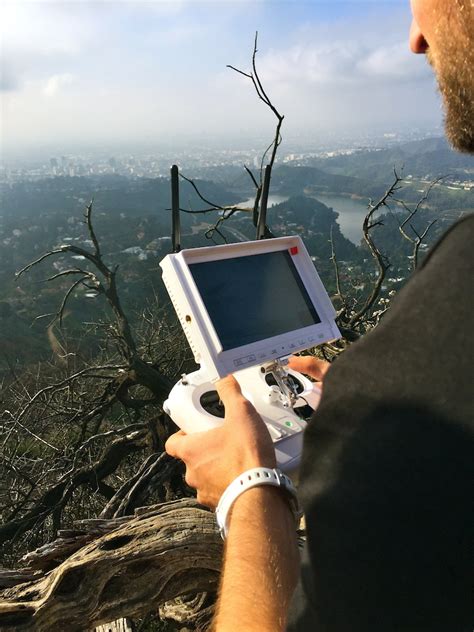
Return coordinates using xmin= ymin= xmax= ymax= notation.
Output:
xmin=1 ymin=0 xmax=442 ymax=157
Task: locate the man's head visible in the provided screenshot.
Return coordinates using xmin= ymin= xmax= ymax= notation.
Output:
xmin=410 ymin=0 xmax=474 ymax=153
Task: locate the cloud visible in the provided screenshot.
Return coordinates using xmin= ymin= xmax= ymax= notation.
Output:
xmin=0 ymin=2 xmax=97 ymax=93
xmin=145 ymin=23 xmax=205 ymax=46
xmin=258 ymin=39 xmax=430 ymax=88
xmin=0 ymin=66 xmax=18 ymax=92
xmin=43 ymin=73 xmax=75 ymax=97
xmin=357 ymin=42 xmax=427 ymax=79
xmin=210 ymin=13 xmax=439 ymax=140
xmin=1 ymin=3 xmax=88 ymax=56
xmin=1 ymin=0 xmax=442 ymax=154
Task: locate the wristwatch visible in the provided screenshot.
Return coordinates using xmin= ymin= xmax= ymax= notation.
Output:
xmin=215 ymin=467 xmax=302 ymax=539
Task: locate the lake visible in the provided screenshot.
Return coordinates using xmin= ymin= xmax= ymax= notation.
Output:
xmin=316 ymin=194 xmax=370 ymax=245
xmin=238 ymin=194 xmax=370 ymax=244
xmin=237 ymin=195 xmax=290 ymax=209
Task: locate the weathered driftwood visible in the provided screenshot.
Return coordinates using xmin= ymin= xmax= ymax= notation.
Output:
xmin=0 ymin=571 xmax=43 ymax=590
xmin=159 ymin=592 xmax=215 ymax=629
xmin=18 ymin=516 xmax=131 ymax=572
xmin=0 ymin=499 xmax=222 ymax=631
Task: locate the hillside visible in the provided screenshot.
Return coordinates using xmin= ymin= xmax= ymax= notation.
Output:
xmin=313 ymin=137 xmax=474 ymax=183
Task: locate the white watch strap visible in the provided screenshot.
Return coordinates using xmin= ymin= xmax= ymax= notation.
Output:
xmin=215 ymin=467 xmax=301 ymax=539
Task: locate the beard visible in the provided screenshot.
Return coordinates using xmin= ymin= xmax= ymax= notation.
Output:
xmin=427 ymin=10 xmax=474 ymax=153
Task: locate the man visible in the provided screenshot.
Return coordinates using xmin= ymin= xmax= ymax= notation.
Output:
xmin=165 ymin=2 xmax=474 ymax=630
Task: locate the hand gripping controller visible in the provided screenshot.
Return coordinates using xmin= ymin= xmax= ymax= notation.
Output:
xmin=163 ymin=359 xmax=321 ymax=473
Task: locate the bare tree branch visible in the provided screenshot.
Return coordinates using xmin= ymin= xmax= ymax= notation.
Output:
xmin=227 ymin=31 xmax=284 ymax=186
xmin=395 ymin=177 xmax=443 ymax=270
xmin=347 ymin=173 xmax=402 ymax=327
xmin=84 ymin=199 xmax=101 ymax=258
xmin=17 ymin=202 xmax=137 ymax=360
xmin=329 ymin=224 xmax=349 ymax=320
xmin=244 ymin=165 xmax=259 ymax=189
xmin=0 ymin=430 xmax=148 ymax=546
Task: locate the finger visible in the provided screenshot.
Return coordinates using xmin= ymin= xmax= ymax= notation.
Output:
xmin=216 ymin=374 xmax=244 ymax=405
xmin=216 ymin=375 xmax=259 ymax=422
xmin=164 ymin=430 xmax=187 ymax=458
xmin=288 ymin=354 xmax=325 ymax=378
xmin=288 ymin=355 xmax=330 ymax=381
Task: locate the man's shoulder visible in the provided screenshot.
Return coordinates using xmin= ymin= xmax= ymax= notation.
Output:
xmin=420 ymin=212 xmax=474 ymax=270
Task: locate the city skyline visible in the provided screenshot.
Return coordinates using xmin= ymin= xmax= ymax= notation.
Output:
xmin=1 ymin=1 xmax=443 ymax=158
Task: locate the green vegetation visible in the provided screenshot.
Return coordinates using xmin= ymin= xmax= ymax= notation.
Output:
xmin=0 ymin=137 xmax=472 ymax=376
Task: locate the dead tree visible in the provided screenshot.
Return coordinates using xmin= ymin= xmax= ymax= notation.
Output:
xmin=395 ymin=177 xmax=443 ymax=271
xmin=1 ymin=200 xmax=193 ymax=550
xmin=177 ymin=32 xmax=280 ymax=243
xmin=345 ymin=172 xmax=399 ymax=328
xmin=327 ymin=171 xmax=443 ymax=352
xmin=227 ymin=31 xmax=284 ymax=229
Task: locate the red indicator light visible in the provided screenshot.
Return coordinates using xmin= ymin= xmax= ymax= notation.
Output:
xmin=290 ymin=246 xmax=299 ymax=255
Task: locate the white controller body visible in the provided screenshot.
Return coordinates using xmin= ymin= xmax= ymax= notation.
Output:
xmin=163 ymin=363 xmax=321 ymax=473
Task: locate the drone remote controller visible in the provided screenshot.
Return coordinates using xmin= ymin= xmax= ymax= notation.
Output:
xmin=163 ymin=361 xmax=322 ymax=472
xmin=160 ymin=236 xmax=340 ymax=474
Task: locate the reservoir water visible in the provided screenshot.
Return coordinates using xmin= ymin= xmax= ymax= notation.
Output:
xmin=237 ymin=195 xmax=289 ymax=210
xmin=316 ymin=194 xmax=369 ymax=245
xmin=239 ymin=194 xmax=370 ymax=245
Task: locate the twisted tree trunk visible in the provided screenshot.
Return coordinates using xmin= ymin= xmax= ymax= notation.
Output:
xmin=0 ymin=499 xmax=222 ymax=631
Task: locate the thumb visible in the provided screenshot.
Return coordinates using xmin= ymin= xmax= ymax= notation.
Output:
xmin=216 ymin=374 xmax=259 ymax=424
xmin=165 ymin=430 xmax=187 ymax=459
xmin=215 ymin=374 xmax=243 ymax=406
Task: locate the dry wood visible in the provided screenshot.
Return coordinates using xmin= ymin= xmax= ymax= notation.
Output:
xmin=0 ymin=499 xmax=222 ymax=631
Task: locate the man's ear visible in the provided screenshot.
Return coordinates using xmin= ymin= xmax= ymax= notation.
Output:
xmin=410 ymin=18 xmax=429 ymax=54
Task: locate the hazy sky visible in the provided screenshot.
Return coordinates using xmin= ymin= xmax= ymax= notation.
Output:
xmin=1 ymin=0 xmax=444 ymax=156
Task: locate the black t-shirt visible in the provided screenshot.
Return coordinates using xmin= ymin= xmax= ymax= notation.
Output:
xmin=287 ymin=215 xmax=474 ymax=631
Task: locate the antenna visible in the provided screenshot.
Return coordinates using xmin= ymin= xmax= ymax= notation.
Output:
xmin=256 ymin=164 xmax=272 ymax=240
xmin=171 ymin=164 xmax=181 ymax=253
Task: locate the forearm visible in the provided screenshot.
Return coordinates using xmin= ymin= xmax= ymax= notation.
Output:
xmin=213 ymin=486 xmax=300 ymax=632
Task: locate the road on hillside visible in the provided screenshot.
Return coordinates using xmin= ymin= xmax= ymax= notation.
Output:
xmin=222 ymin=226 xmax=251 ymax=242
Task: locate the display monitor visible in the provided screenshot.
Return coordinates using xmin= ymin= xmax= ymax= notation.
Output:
xmin=189 ymin=250 xmax=321 ymax=351
xmin=160 ymin=235 xmax=340 ymax=381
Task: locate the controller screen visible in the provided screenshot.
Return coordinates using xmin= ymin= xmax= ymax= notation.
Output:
xmin=189 ymin=250 xmax=321 ymax=351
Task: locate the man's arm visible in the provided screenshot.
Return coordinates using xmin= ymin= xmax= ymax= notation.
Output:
xmin=213 ymin=486 xmax=299 ymax=632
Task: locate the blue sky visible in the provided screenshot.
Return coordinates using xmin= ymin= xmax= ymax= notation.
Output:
xmin=1 ymin=1 xmax=442 ymax=156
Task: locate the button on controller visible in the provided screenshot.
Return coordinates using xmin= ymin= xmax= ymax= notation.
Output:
xmin=234 ymin=354 xmax=257 ymax=368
